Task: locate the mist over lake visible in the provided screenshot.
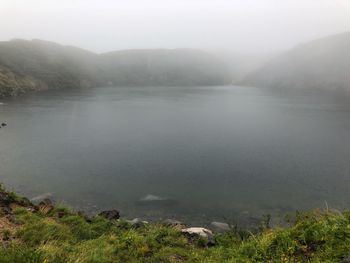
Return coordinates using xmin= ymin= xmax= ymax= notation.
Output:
xmin=1 ymin=85 xmax=350 ymax=223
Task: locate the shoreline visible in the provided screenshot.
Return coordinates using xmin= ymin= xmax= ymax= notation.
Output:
xmin=0 ymin=183 xmax=350 ymax=261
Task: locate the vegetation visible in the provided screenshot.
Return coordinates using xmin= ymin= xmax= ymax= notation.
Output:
xmin=0 ymin=66 xmax=44 ymax=97
xmin=245 ymin=31 xmax=350 ymax=93
xmin=0 ymin=39 xmax=230 ymax=98
xmin=0 ymin=186 xmax=350 ymax=262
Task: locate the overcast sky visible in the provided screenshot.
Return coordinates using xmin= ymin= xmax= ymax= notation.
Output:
xmin=1 ymin=0 xmax=350 ymax=53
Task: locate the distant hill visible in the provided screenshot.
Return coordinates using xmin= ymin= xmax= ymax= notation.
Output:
xmin=0 ymin=39 xmax=230 ymax=97
xmin=99 ymin=49 xmax=230 ymax=86
xmin=244 ymin=32 xmax=350 ymax=92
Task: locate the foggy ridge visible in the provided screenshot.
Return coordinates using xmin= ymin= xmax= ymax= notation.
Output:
xmin=0 ymin=39 xmax=230 ymax=97
xmin=244 ymin=31 xmax=350 ymax=92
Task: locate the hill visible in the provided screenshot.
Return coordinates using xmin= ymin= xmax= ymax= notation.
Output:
xmin=244 ymin=32 xmax=350 ymax=92
xmin=0 ymin=39 xmax=230 ymax=97
xmin=99 ymin=49 xmax=230 ymax=86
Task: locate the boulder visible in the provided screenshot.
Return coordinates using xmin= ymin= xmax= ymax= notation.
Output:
xmin=16 ymin=197 xmax=33 ymax=207
xmin=127 ymin=218 xmax=148 ymax=228
xmin=0 ymin=192 xmax=13 ymax=206
xmin=1 ymin=206 xmax=11 ymax=215
xmin=342 ymin=256 xmax=350 ymax=263
xmin=39 ymin=198 xmax=53 ymax=206
xmin=210 ymin=221 xmax=231 ymax=233
xmin=38 ymin=198 xmax=54 ymax=214
xmin=98 ymin=210 xmax=120 ymax=220
xmin=181 ymin=227 xmax=215 ymax=246
xmin=57 ymin=211 xmax=66 ymax=218
xmin=30 ymin=193 xmax=53 ymax=202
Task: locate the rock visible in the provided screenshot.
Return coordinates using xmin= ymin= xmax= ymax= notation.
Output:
xmin=1 ymin=207 xmax=12 ymax=215
xmin=342 ymin=256 xmax=350 ymax=263
xmin=98 ymin=210 xmax=120 ymax=220
xmin=77 ymin=211 xmax=92 ymax=222
xmin=30 ymin=193 xmax=52 ymax=202
xmin=16 ymin=197 xmax=33 ymax=207
xmin=38 ymin=198 xmax=54 ymax=214
xmin=140 ymin=194 xmax=166 ymax=202
xmin=39 ymin=198 xmax=53 ymax=206
xmin=163 ymin=219 xmax=185 ymax=228
xmin=1 ymin=123 xmax=7 ymax=127
xmin=0 ymin=192 xmax=13 ymax=206
xmin=127 ymin=218 xmax=148 ymax=228
xmin=136 ymin=194 xmax=178 ymax=206
xmin=210 ymin=221 xmax=231 ymax=233
xmin=181 ymin=227 xmax=215 ymax=246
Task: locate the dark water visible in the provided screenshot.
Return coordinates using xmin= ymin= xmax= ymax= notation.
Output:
xmin=1 ymin=86 xmax=350 ymax=224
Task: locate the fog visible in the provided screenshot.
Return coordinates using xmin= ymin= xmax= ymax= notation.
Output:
xmin=1 ymin=0 xmax=350 ymax=53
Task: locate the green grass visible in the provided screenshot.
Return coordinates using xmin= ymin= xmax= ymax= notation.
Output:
xmin=0 ymin=184 xmax=350 ymax=262
xmin=0 ymin=207 xmax=350 ymax=262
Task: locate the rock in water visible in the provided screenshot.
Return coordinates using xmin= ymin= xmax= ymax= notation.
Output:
xmin=136 ymin=194 xmax=178 ymax=206
xmin=210 ymin=221 xmax=231 ymax=233
xmin=30 ymin=193 xmax=53 ymax=202
xmin=98 ymin=210 xmax=120 ymax=220
xmin=181 ymin=227 xmax=215 ymax=246
xmin=1 ymin=123 xmax=7 ymax=127
xmin=140 ymin=194 xmax=165 ymax=201
xmin=127 ymin=218 xmax=148 ymax=228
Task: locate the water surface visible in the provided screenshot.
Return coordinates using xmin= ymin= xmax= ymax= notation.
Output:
xmin=1 ymin=86 xmax=350 ymax=224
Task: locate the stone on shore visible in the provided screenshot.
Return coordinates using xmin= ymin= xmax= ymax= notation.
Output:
xmin=342 ymin=256 xmax=350 ymax=263
xmin=127 ymin=218 xmax=148 ymax=228
xmin=98 ymin=210 xmax=120 ymax=220
xmin=0 ymin=192 xmax=13 ymax=206
xmin=38 ymin=198 xmax=54 ymax=214
xmin=181 ymin=227 xmax=215 ymax=246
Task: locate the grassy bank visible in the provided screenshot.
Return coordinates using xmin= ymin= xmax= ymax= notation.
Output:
xmin=0 ymin=186 xmax=349 ymax=262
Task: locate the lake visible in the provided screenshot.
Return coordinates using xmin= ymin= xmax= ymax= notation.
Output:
xmin=1 ymin=86 xmax=350 ymax=225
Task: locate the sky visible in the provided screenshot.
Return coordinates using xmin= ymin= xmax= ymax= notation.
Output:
xmin=1 ymin=0 xmax=350 ymax=54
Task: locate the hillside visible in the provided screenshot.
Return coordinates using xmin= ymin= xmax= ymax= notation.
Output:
xmin=244 ymin=32 xmax=350 ymax=92
xmin=0 ymin=39 xmax=230 ymax=97
xmin=99 ymin=49 xmax=230 ymax=86
xmin=0 ymin=39 xmax=99 ymax=97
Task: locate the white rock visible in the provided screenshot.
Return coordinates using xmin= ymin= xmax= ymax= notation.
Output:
xmin=181 ymin=227 xmax=215 ymax=245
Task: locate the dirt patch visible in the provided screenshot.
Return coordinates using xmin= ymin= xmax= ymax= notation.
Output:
xmin=0 ymin=216 xmax=17 ymax=239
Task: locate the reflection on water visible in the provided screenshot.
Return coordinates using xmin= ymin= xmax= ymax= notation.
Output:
xmin=1 ymin=86 xmax=350 ymax=224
